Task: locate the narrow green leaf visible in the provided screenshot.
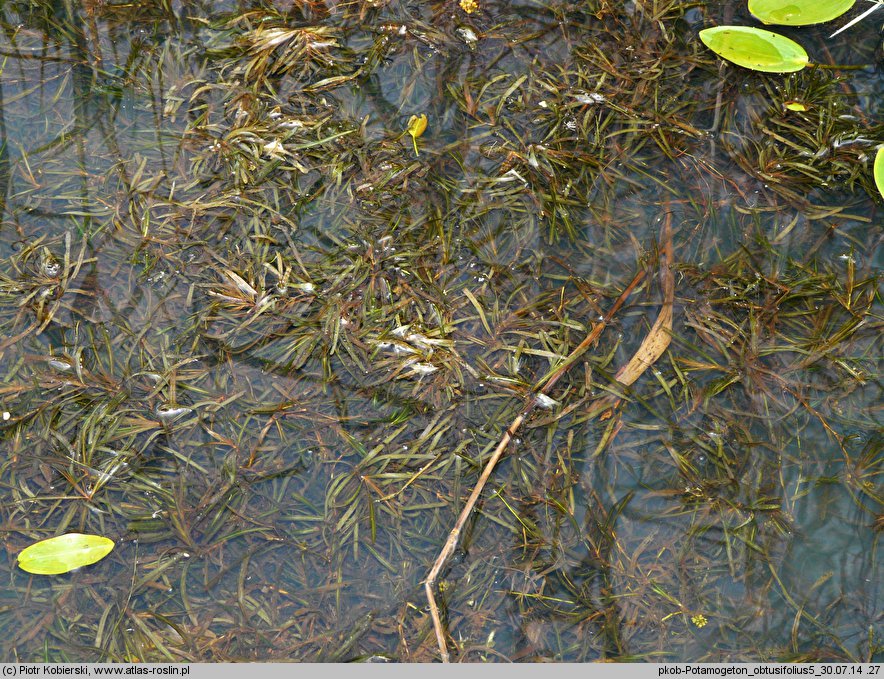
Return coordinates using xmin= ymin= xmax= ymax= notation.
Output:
xmin=17 ymin=534 xmax=115 ymax=575
xmin=874 ymin=147 xmax=884 ymax=201
xmin=700 ymin=26 xmax=810 ymax=73
xmin=750 ymin=0 xmax=856 ymax=25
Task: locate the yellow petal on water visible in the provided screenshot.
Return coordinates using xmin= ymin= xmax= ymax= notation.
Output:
xmin=406 ymin=114 xmax=428 ymax=155
xmin=407 ymin=114 xmax=427 ymax=139
xmin=784 ymin=101 xmax=809 ymax=112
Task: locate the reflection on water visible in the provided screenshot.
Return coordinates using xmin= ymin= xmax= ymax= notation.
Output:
xmin=0 ymin=0 xmax=880 ymax=663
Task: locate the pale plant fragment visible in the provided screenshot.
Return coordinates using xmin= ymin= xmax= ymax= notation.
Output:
xmin=829 ymin=0 xmax=883 ymax=37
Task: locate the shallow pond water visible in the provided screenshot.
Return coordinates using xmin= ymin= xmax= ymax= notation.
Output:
xmin=0 ymin=0 xmax=880 ymax=663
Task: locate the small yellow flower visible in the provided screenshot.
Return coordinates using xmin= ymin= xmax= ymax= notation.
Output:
xmin=691 ymin=614 xmax=708 ymax=628
xmin=460 ymin=0 xmax=479 ymax=13
xmin=406 ymin=113 xmax=428 ymax=156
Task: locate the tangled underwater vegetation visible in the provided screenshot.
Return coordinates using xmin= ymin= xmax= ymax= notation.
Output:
xmin=0 ymin=0 xmax=880 ymax=663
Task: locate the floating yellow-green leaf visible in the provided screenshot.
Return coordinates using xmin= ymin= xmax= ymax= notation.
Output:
xmin=749 ymin=0 xmax=856 ymax=26
xmin=874 ymin=147 xmax=884 ymax=201
xmin=699 ymin=26 xmax=809 ymax=73
xmin=784 ymin=100 xmax=809 ymax=111
xmin=17 ymin=534 xmax=115 ymax=575
xmin=406 ymin=114 xmax=427 ymax=156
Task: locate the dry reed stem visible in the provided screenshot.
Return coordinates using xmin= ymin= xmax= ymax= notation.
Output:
xmin=424 ymin=211 xmax=680 ymax=660
xmin=614 ymin=213 xmax=674 ymax=386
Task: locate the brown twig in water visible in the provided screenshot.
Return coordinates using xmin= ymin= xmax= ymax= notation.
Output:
xmin=613 ymin=213 xmax=675 ymax=388
xmin=424 ymin=211 xmax=674 ymax=661
xmin=424 ymin=272 xmax=649 ymax=659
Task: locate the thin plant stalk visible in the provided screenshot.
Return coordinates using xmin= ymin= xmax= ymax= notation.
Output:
xmin=424 ymin=211 xmax=674 ymax=661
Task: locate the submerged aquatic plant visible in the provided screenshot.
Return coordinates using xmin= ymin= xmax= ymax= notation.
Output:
xmin=700 ymin=0 xmax=882 ymax=204
xmin=700 ymin=0 xmax=858 ymax=73
xmin=0 ymin=0 xmax=878 ymax=664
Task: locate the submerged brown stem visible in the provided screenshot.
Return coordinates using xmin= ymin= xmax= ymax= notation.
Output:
xmin=614 ymin=212 xmax=674 ymax=387
xmin=425 ymin=211 xmax=675 ymax=661
xmin=422 ymin=214 xmax=678 ymax=659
